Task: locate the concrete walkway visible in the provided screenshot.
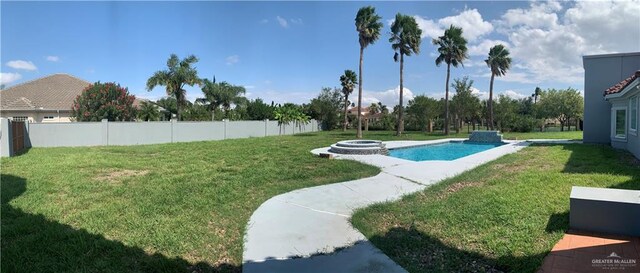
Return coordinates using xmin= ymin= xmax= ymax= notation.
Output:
xmin=243 ymin=139 xmax=530 ymax=273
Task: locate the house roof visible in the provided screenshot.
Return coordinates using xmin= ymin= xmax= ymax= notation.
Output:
xmin=0 ymin=74 xmax=91 ymax=111
xmin=347 ymin=106 xmax=370 ymax=115
xmin=604 ymin=70 xmax=640 ymax=96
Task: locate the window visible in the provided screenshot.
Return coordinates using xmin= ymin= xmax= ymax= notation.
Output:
xmin=12 ymin=116 xmax=28 ymax=122
xmin=630 ymin=96 xmax=638 ymax=134
xmin=43 ymin=116 xmax=54 ymax=120
xmin=613 ymin=108 xmax=626 ymax=139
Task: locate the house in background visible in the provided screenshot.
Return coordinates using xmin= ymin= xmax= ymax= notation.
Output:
xmin=0 ymin=74 xmax=90 ymax=122
xmin=583 ymin=52 xmax=640 ymax=158
xmin=0 ymin=73 xmax=166 ymax=122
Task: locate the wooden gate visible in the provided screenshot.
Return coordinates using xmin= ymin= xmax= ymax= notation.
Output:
xmin=11 ymin=121 xmax=25 ymax=155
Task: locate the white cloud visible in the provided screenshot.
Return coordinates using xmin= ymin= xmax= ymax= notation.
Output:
xmin=407 ymin=9 xmax=493 ymax=42
xmin=503 ymin=90 xmax=528 ymax=99
xmin=0 ymin=72 xmax=22 ymax=85
xmin=495 ymin=0 xmax=640 ymax=85
xmin=259 ymin=19 xmax=269 ymax=24
xmin=361 ymin=86 xmax=415 ymax=109
xmin=46 ymin=56 xmax=60 ymax=62
xmin=499 ymin=0 xmax=562 ymax=29
xmin=276 ymin=16 xmax=288 ymax=28
xmin=411 ymin=16 xmax=443 ymax=40
xmin=243 ymin=85 xmax=255 ymax=89
xmin=470 ymin=87 xmax=489 ymax=100
xmin=468 ymin=39 xmax=510 ymax=56
xmin=6 ymin=60 xmax=37 ymax=71
xmin=225 ymin=55 xmax=239 ymax=65
xmin=438 ymin=9 xmax=494 ymax=41
xmin=289 ymin=18 xmax=303 ymax=25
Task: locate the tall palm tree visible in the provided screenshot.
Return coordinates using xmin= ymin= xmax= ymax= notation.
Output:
xmin=390 ymin=13 xmax=422 ymax=136
xmin=199 ymin=77 xmax=247 ymax=120
xmin=485 ymin=44 xmax=512 ymax=130
xmin=532 ymin=86 xmax=542 ymax=104
xmin=146 ymin=54 xmax=201 ymax=121
xmin=433 ymin=25 xmax=468 ymax=135
xmin=137 ymin=100 xmax=160 ymax=121
xmin=355 ymin=6 xmax=383 ymax=138
xmin=339 ymin=70 xmax=358 ymax=131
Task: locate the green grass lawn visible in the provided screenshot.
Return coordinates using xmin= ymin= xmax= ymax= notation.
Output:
xmin=1 ymin=130 xmax=583 ymax=273
xmin=351 ymin=144 xmax=639 ymax=273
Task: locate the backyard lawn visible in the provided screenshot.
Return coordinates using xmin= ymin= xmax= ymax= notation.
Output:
xmin=2 ymin=130 xmax=584 ymax=273
xmin=352 ymin=143 xmax=639 ymax=273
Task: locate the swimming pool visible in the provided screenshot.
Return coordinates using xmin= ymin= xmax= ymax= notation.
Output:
xmin=388 ymin=141 xmax=504 ymax=161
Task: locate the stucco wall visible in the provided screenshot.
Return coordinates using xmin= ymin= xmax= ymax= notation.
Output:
xmin=583 ymin=53 xmax=640 ymax=144
xmin=1 ymin=110 xmax=72 ymax=123
xmin=608 ymin=88 xmax=640 ymax=159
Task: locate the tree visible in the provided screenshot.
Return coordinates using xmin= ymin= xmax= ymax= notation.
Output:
xmin=433 ymin=25 xmax=468 ymax=135
xmin=339 ymin=70 xmax=358 ymax=131
xmin=532 ymin=87 xmax=542 ymax=104
xmin=390 ymin=13 xmax=422 ymax=136
xmin=146 ymin=54 xmax=201 ymax=121
xmin=407 ymin=95 xmax=439 ymax=132
xmin=355 ymin=6 xmax=383 ymax=139
xmin=246 ymin=98 xmax=274 ymax=120
xmin=182 ymin=102 xmax=211 ymax=121
xmin=451 ymin=77 xmax=481 ymax=133
xmin=368 ymin=102 xmax=379 ymax=115
xmin=307 ymin=87 xmax=343 ymax=130
xmin=274 ymin=103 xmax=310 ymax=135
xmin=538 ymin=88 xmax=583 ymax=131
xmin=156 ymin=97 xmax=177 ymax=120
xmin=493 ymin=95 xmax=519 ymax=131
xmin=71 ymin=82 xmax=137 ymax=121
xmin=138 ymin=100 xmax=160 ymax=121
xmin=198 ymin=78 xmax=247 ymax=120
xmin=485 ymin=44 xmax=512 ymax=130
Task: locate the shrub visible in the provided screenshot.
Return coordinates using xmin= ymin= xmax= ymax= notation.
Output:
xmin=511 ymin=116 xmax=538 ymax=132
xmin=72 ymin=82 xmax=137 ymax=121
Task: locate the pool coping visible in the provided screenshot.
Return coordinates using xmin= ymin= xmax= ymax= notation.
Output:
xmin=311 ymin=138 xmax=529 ymax=183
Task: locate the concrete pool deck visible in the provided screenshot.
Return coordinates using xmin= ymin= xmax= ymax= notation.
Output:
xmin=242 ymin=139 xmax=537 ymax=273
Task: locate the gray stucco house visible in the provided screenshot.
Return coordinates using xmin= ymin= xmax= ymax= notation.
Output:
xmin=583 ymin=52 xmax=640 ymax=158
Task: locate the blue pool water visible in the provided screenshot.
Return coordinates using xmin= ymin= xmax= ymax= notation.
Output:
xmin=388 ymin=141 xmax=504 ymax=161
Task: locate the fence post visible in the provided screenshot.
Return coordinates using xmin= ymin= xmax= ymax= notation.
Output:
xmin=0 ymin=118 xmax=13 ymax=157
xmin=24 ymin=120 xmax=31 ymax=148
xmin=101 ymin=119 xmax=109 ymax=146
xmin=264 ymin=119 xmax=269 ymax=137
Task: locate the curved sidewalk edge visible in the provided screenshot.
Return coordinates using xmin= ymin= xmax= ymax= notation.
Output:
xmin=242 ymin=139 xmax=531 ymax=273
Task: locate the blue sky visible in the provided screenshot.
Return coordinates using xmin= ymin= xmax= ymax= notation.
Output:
xmin=2 ymin=1 xmax=639 ymax=107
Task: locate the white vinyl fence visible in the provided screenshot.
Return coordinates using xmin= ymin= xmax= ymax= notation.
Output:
xmin=21 ymin=119 xmax=319 ymax=148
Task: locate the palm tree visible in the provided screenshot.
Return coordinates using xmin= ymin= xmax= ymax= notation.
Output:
xmin=390 ymin=13 xmax=422 ymax=136
xmin=485 ymin=44 xmax=512 ymax=130
xmin=532 ymin=87 xmax=542 ymax=104
xmin=137 ymin=100 xmax=160 ymax=121
xmin=146 ymin=54 xmax=201 ymax=121
xmin=339 ymin=70 xmax=358 ymax=131
xmin=433 ymin=25 xmax=468 ymax=135
xmin=355 ymin=6 xmax=383 ymax=138
xmin=378 ymin=102 xmax=389 ymax=114
xmin=368 ymin=102 xmax=380 ymax=115
xmin=199 ymin=77 xmax=247 ymax=120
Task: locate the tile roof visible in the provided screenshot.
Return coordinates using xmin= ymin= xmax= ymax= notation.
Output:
xmin=604 ymin=70 xmax=640 ymax=96
xmin=0 ymin=74 xmax=91 ymax=111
